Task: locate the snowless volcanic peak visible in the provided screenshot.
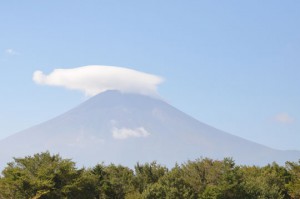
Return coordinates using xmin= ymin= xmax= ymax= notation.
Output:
xmin=0 ymin=90 xmax=299 ymax=169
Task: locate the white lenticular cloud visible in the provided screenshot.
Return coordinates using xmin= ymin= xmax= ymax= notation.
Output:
xmin=33 ymin=65 xmax=163 ymax=97
xmin=274 ymin=113 xmax=295 ymax=124
xmin=112 ymin=127 xmax=150 ymax=139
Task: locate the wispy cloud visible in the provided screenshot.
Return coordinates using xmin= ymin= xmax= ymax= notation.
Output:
xmin=33 ymin=65 xmax=163 ymax=97
xmin=5 ymin=48 xmax=19 ymax=55
xmin=112 ymin=127 xmax=150 ymax=139
xmin=67 ymin=133 xmax=104 ymax=148
xmin=273 ymin=113 xmax=295 ymax=124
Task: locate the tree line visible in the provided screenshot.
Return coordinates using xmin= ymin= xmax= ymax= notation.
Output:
xmin=0 ymin=152 xmax=299 ymax=199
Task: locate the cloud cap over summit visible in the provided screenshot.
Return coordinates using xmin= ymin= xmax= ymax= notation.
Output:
xmin=33 ymin=65 xmax=164 ymax=97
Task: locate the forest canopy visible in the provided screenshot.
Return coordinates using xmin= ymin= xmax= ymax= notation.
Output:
xmin=0 ymin=152 xmax=299 ymax=199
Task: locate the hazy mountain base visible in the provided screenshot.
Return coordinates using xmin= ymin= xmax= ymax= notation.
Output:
xmin=0 ymin=90 xmax=299 ymax=171
xmin=0 ymin=152 xmax=299 ymax=199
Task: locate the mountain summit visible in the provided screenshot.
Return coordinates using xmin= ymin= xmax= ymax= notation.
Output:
xmin=0 ymin=90 xmax=299 ymax=168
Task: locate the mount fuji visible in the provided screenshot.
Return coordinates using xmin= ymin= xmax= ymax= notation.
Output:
xmin=0 ymin=90 xmax=299 ymax=169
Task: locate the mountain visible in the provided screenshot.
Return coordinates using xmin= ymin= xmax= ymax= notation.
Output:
xmin=0 ymin=90 xmax=299 ymax=169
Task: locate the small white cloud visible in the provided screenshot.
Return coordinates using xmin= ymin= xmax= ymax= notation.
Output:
xmin=33 ymin=65 xmax=163 ymax=97
xmin=5 ymin=48 xmax=19 ymax=55
xmin=112 ymin=127 xmax=150 ymax=139
xmin=273 ymin=113 xmax=295 ymax=124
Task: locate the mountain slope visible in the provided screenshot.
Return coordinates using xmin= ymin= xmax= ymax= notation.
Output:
xmin=0 ymin=90 xmax=299 ymax=169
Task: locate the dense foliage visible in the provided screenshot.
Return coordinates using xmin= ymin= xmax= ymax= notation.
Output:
xmin=0 ymin=152 xmax=299 ymax=199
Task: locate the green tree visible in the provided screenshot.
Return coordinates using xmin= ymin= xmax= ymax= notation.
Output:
xmin=142 ymin=164 xmax=196 ymax=199
xmin=181 ymin=158 xmax=246 ymax=199
xmin=181 ymin=158 xmax=219 ymax=195
xmin=133 ymin=161 xmax=167 ymax=193
xmin=241 ymin=162 xmax=290 ymax=199
xmin=63 ymin=168 xmax=99 ymax=199
xmin=92 ymin=163 xmax=135 ymax=199
xmin=0 ymin=152 xmax=81 ymax=199
xmin=286 ymin=160 xmax=300 ymax=198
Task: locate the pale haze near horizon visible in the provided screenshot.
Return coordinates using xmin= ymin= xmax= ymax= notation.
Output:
xmin=0 ymin=1 xmax=299 ymax=151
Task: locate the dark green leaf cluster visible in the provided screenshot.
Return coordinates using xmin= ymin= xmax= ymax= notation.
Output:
xmin=0 ymin=152 xmax=299 ymax=199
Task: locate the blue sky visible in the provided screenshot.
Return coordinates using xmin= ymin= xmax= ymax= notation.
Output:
xmin=0 ymin=1 xmax=299 ymax=150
